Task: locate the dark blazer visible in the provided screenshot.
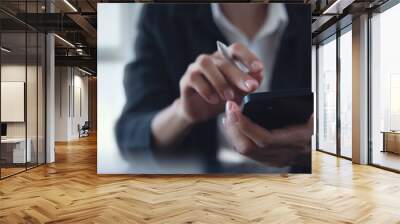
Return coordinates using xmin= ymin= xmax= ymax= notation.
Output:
xmin=116 ymin=4 xmax=311 ymax=173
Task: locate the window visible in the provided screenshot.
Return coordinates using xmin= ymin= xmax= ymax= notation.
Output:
xmin=339 ymin=28 xmax=352 ymax=158
xmin=370 ymin=2 xmax=400 ymax=171
xmin=317 ymin=36 xmax=337 ymax=154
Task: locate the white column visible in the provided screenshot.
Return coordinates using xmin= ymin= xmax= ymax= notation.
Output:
xmin=45 ymin=0 xmax=56 ymax=163
xmin=352 ymin=14 xmax=369 ymax=164
xmin=46 ymin=33 xmax=55 ymax=163
xmin=312 ymin=45 xmax=317 ymax=150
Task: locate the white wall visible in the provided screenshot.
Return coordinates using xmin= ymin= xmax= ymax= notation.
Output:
xmin=54 ymin=66 xmax=89 ymax=141
xmin=71 ymin=73 xmax=89 ymax=138
xmin=55 ymin=66 xmax=68 ymax=141
xmin=1 ymin=64 xmax=42 ymax=138
xmin=1 ymin=63 xmax=47 ymax=163
xmin=1 ymin=65 xmax=26 ymax=129
xmin=1 ymin=82 xmax=25 ymax=122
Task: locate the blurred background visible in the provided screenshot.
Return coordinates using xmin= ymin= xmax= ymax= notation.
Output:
xmin=97 ymin=4 xmax=143 ymax=173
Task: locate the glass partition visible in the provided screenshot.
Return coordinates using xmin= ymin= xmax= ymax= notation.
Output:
xmin=38 ymin=32 xmax=45 ymax=165
xmin=27 ymin=30 xmax=38 ymax=169
xmin=1 ymin=30 xmax=28 ymax=178
xmin=317 ymin=36 xmax=337 ymax=154
xmin=26 ymin=0 xmax=43 ymax=169
xmin=0 ymin=1 xmax=46 ymax=179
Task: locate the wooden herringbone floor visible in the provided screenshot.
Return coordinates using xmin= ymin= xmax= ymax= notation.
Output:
xmin=1 ymin=135 xmax=400 ymax=224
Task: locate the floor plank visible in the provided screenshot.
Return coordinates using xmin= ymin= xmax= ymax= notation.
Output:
xmin=1 ymin=135 xmax=400 ymax=223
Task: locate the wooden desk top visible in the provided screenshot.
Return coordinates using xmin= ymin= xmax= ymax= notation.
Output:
xmin=1 ymin=138 xmax=28 ymax=144
xmin=381 ymin=131 xmax=400 ymax=134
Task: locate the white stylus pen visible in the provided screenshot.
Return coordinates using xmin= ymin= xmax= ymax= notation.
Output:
xmin=217 ymin=41 xmax=250 ymax=74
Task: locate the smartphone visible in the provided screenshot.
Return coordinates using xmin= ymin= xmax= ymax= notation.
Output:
xmin=242 ymin=89 xmax=313 ymax=130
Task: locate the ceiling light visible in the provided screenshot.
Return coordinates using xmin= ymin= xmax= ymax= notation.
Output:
xmin=76 ymin=48 xmax=86 ymax=56
xmin=54 ymin=34 xmax=75 ymax=48
xmin=78 ymin=67 xmax=93 ymax=76
xmin=1 ymin=47 xmax=11 ymax=53
xmin=63 ymin=0 xmax=78 ymax=12
xmin=322 ymin=0 xmax=354 ymax=15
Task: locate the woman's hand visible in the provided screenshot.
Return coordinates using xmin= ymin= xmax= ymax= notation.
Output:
xmin=223 ymin=101 xmax=313 ymax=168
xmin=177 ymin=43 xmax=264 ymax=125
xmin=152 ymin=43 xmax=264 ymax=149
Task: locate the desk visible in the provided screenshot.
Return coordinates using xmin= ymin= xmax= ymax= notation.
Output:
xmin=1 ymin=138 xmax=31 ymax=163
xmin=381 ymin=131 xmax=400 ymax=154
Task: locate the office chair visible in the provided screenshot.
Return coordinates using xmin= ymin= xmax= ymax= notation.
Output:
xmin=79 ymin=121 xmax=90 ymax=138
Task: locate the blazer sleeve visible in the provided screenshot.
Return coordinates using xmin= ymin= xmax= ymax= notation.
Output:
xmin=115 ymin=6 xmax=174 ymax=157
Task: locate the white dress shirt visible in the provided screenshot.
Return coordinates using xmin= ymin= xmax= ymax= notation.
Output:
xmin=211 ymin=3 xmax=289 ymax=167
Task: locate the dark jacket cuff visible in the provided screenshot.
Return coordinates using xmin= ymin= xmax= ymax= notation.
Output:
xmin=116 ymin=111 xmax=158 ymax=158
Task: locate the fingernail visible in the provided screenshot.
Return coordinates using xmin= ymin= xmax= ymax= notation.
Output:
xmin=226 ymin=101 xmax=240 ymax=113
xmin=228 ymin=111 xmax=238 ymax=123
xmin=225 ymin=101 xmax=233 ymax=112
xmin=244 ymin=80 xmax=259 ymax=91
xmin=250 ymin=61 xmax=263 ymax=72
xmin=209 ymin=95 xmax=219 ymax=104
xmin=231 ymin=101 xmax=239 ymax=111
xmin=224 ymin=89 xmax=235 ymax=101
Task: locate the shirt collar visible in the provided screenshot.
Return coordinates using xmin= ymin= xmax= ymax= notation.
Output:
xmin=211 ymin=3 xmax=288 ymax=42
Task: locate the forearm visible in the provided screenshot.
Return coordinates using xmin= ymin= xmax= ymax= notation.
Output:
xmin=151 ymin=98 xmax=193 ymax=150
